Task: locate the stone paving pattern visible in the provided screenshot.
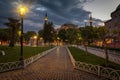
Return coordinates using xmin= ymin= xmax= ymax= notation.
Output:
xmin=0 ymin=47 xmax=104 ymax=80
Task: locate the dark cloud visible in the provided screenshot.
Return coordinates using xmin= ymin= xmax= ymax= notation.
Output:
xmin=0 ymin=0 xmax=103 ymax=32
xmin=33 ymin=0 xmax=92 ymax=24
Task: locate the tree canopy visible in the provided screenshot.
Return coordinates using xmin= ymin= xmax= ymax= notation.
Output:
xmin=43 ymin=22 xmax=55 ymax=43
xmin=4 ymin=18 xmax=21 ymax=47
xmin=24 ymin=31 xmax=37 ymax=44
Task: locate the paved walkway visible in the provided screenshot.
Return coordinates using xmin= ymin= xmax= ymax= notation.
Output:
xmin=0 ymin=46 xmax=102 ymax=80
xmin=78 ymin=46 xmax=120 ymax=65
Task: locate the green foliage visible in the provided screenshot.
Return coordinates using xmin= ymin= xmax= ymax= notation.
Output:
xmin=79 ymin=26 xmax=109 ymax=46
xmin=58 ymin=29 xmax=67 ymax=42
xmin=69 ymin=47 xmax=120 ymax=70
xmin=58 ymin=28 xmax=80 ymax=44
xmin=97 ymin=26 xmax=108 ymax=40
xmin=80 ymin=26 xmax=94 ymax=45
xmin=0 ymin=46 xmax=51 ymax=63
xmin=4 ymin=18 xmax=21 ymax=47
xmin=69 ymin=47 xmax=105 ymax=65
xmin=66 ymin=28 xmax=79 ymax=44
xmin=0 ymin=28 xmax=9 ymax=42
xmin=43 ymin=22 xmax=55 ymax=43
xmin=24 ymin=31 xmax=37 ymax=43
xmin=38 ymin=30 xmax=44 ymax=38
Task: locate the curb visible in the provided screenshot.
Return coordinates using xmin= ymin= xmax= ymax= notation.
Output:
xmin=66 ymin=47 xmax=76 ymax=68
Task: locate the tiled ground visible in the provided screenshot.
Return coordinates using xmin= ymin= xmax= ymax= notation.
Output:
xmin=0 ymin=47 xmax=104 ymax=80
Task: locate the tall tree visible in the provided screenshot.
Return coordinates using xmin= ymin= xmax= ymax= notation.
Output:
xmin=97 ymin=26 xmax=109 ymax=67
xmin=80 ymin=26 xmax=94 ymax=45
xmin=4 ymin=18 xmax=20 ymax=47
xmin=80 ymin=27 xmax=88 ymax=55
xmin=43 ymin=22 xmax=55 ymax=45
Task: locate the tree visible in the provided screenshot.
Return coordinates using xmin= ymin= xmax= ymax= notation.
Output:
xmin=38 ymin=30 xmax=44 ymax=38
xmin=58 ymin=29 xmax=67 ymax=42
xmin=66 ymin=28 xmax=79 ymax=44
xmin=24 ymin=31 xmax=37 ymax=44
xmin=4 ymin=18 xmax=21 ymax=47
xmin=80 ymin=27 xmax=87 ymax=55
xmin=43 ymin=22 xmax=55 ymax=45
xmin=0 ymin=28 xmax=9 ymax=45
xmin=92 ymin=27 xmax=100 ymax=43
xmin=97 ymin=26 xmax=109 ymax=67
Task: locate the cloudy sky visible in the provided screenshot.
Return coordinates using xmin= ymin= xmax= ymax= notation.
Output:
xmin=0 ymin=0 xmax=119 ymax=32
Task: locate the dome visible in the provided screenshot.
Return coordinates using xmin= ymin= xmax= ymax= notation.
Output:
xmin=116 ymin=4 xmax=120 ymax=10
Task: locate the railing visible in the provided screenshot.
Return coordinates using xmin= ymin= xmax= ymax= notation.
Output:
xmin=75 ymin=61 xmax=120 ymax=80
xmin=0 ymin=61 xmax=22 ymax=72
xmin=67 ymin=46 xmax=120 ymax=80
xmin=24 ymin=47 xmax=56 ymax=67
xmin=0 ymin=47 xmax=57 ymax=73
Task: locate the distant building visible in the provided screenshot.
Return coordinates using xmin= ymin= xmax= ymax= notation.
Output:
xmin=56 ymin=23 xmax=78 ymax=34
xmin=105 ymin=4 xmax=120 ymax=48
xmin=89 ymin=14 xmax=93 ymax=27
xmin=44 ymin=13 xmax=48 ymax=24
xmin=60 ymin=23 xmax=78 ymax=30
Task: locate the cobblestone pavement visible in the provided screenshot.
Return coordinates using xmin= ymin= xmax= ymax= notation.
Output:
xmin=0 ymin=46 xmax=103 ymax=80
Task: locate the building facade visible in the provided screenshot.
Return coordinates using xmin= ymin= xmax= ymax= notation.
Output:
xmin=105 ymin=4 xmax=120 ymax=48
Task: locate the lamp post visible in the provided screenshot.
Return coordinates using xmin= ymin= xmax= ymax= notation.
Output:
xmin=18 ymin=5 xmax=28 ymax=67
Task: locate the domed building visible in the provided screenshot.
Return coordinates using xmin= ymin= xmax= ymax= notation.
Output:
xmin=105 ymin=4 xmax=120 ymax=48
xmin=60 ymin=23 xmax=78 ymax=30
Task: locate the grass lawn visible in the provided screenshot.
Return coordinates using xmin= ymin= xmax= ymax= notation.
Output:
xmin=68 ymin=47 xmax=120 ymax=70
xmin=0 ymin=46 xmax=52 ymax=63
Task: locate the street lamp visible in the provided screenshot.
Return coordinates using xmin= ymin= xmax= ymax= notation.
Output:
xmin=18 ymin=4 xmax=28 ymax=67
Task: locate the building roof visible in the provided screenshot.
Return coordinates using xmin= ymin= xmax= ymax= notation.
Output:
xmin=105 ymin=19 xmax=112 ymax=24
xmin=111 ymin=4 xmax=120 ymax=15
xmin=116 ymin=4 xmax=120 ymax=10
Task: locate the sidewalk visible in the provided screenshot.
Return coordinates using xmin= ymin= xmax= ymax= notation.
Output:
xmin=0 ymin=46 xmax=101 ymax=80
xmin=77 ymin=46 xmax=120 ymax=65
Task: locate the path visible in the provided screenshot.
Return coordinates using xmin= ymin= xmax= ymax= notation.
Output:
xmin=0 ymin=46 xmax=102 ymax=80
xmin=78 ymin=46 xmax=120 ymax=65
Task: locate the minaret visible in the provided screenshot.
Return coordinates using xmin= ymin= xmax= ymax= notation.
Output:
xmin=44 ymin=13 xmax=48 ymax=24
xmin=89 ymin=13 xmax=93 ymax=26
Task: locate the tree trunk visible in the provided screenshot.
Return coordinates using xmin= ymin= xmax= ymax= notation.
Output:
xmin=105 ymin=46 xmax=109 ymax=67
xmin=9 ymin=41 xmax=14 ymax=47
xmin=9 ymin=27 xmax=15 ymax=47
xmin=103 ymin=40 xmax=109 ymax=67
xmin=84 ymin=41 xmax=88 ymax=55
xmin=85 ymin=45 xmax=88 ymax=55
xmin=9 ymin=34 xmax=14 ymax=47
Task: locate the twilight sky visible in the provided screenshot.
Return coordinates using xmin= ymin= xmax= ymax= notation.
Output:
xmin=0 ymin=0 xmax=119 ymax=32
